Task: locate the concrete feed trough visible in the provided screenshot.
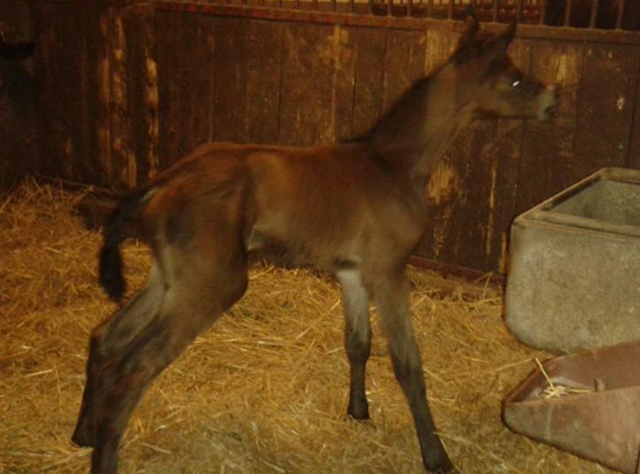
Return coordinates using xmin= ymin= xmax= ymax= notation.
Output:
xmin=505 ymin=167 xmax=640 ymax=353
xmin=503 ymin=341 xmax=640 ymax=474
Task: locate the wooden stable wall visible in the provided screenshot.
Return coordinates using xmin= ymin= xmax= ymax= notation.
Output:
xmin=24 ymin=0 xmax=640 ymax=275
xmin=0 ymin=0 xmax=38 ymax=189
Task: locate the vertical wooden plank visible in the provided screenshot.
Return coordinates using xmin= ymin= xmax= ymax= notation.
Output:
xmin=380 ymin=29 xmax=426 ymax=116
xmin=71 ymin=4 xmax=89 ymax=184
xmin=627 ymin=72 xmax=640 ymax=170
xmin=332 ymin=25 xmax=357 ymax=142
xmin=84 ymin=5 xmax=112 ymax=187
xmin=17 ymin=3 xmax=47 ymax=181
xmin=155 ymin=10 xmax=178 ymax=168
xmin=349 ymin=26 xmax=386 ymax=137
xmin=244 ymin=19 xmax=283 ymax=144
xmin=211 ymin=17 xmax=248 ymax=144
xmin=516 ymin=40 xmax=583 ymax=215
xmin=42 ymin=3 xmax=87 ymax=182
xmin=278 ymin=22 xmax=337 ymax=146
xmin=196 ymin=14 xmax=216 ymax=145
xmin=573 ymin=43 xmax=640 ymax=171
xmin=177 ymin=12 xmax=208 ymax=156
xmin=156 ymin=11 xmax=206 ymax=168
xmin=109 ymin=6 xmax=137 ymax=188
xmin=32 ymin=2 xmax=54 ymax=179
xmin=423 ymin=27 xmax=458 ymax=74
xmin=123 ymin=5 xmax=159 ymax=184
xmin=0 ymin=1 xmax=38 ymax=189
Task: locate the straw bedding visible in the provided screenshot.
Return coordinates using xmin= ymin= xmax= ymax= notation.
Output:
xmin=0 ymin=181 xmax=614 ymax=474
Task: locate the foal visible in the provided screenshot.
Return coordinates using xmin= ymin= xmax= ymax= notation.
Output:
xmin=72 ymin=16 xmax=558 ymax=474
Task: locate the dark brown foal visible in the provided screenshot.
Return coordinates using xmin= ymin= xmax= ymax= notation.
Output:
xmin=72 ymin=15 xmax=558 ymax=474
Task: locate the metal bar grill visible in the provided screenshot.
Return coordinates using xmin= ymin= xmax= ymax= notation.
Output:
xmin=589 ymin=0 xmax=599 ymax=28
xmin=564 ymin=0 xmax=572 ymax=26
xmin=616 ymin=0 xmax=625 ymax=29
xmin=149 ymin=0 xmax=640 ymax=32
xmin=539 ymin=0 xmax=546 ymax=24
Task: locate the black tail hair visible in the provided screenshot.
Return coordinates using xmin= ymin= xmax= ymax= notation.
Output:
xmin=99 ymin=186 xmax=151 ymax=302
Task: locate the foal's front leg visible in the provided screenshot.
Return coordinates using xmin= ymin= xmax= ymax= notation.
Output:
xmin=336 ymin=269 xmax=372 ymax=420
xmin=373 ymin=270 xmax=457 ymax=474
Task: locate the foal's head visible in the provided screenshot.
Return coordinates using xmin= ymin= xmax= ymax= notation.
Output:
xmin=452 ymin=16 xmax=559 ymax=122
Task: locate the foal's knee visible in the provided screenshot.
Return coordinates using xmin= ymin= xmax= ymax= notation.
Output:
xmin=345 ymin=331 xmax=371 ymax=365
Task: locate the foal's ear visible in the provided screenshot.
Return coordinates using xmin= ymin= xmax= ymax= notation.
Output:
xmin=454 ymin=13 xmax=480 ymax=63
xmin=487 ymin=19 xmax=517 ymax=56
xmin=474 ymin=18 xmax=517 ymax=71
xmin=500 ymin=19 xmax=517 ymax=47
xmin=460 ymin=12 xmax=480 ymax=45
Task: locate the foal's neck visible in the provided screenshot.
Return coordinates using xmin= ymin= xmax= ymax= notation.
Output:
xmin=365 ymin=63 xmax=475 ymax=192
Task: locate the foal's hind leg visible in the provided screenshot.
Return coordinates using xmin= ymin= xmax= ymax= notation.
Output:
xmin=372 ymin=270 xmax=456 ymax=474
xmin=72 ymin=264 xmax=165 ymax=448
xmin=336 ymin=269 xmax=372 ymax=420
xmin=89 ymin=255 xmax=249 ymax=474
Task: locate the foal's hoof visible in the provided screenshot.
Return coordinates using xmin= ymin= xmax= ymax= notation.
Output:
xmin=427 ymin=462 xmax=459 ymax=474
xmin=426 ymin=466 xmax=459 ymax=474
xmin=71 ymin=424 xmax=94 ymax=448
xmin=347 ymin=397 xmax=370 ymax=421
xmin=347 ymin=405 xmax=370 ymax=421
xmin=424 ymin=455 xmax=458 ymax=474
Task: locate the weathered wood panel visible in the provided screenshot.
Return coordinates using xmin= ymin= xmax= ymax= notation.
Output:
xmin=279 ymin=22 xmax=339 ymax=145
xmin=83 ymin=5 xmax=112 ymax=187
xmin=628 ymin=73 xmax=640 ymax=170
xmin=25 ymin=1 xmax=640 ymax=275
xmin=122 ymin=5 xmax=159 ymax=184
xmin=516 ymin=40 xmax=583 ymax=214
xmin=34 ymin=3 xmax=87 ymax=181
xmin=518 ymin=41 xmax=640 ymax=215
xmin=381 ymin=29 xmax=426 ymax=113
xmin=573 ymin=43 xmax=640 ymax=171
xmin=156 ymin=10 xmax=176 ymax=167
xmin=108 ymin=6 xmax=135 ymax=187
xmin=332 ymin=26 xmax=357 ymax=141
xmin=211 ymin=17 xmax=249 ymax=144
xmin=0 ymin=1 xmax=39 ymax=189
xmin=157 ymin=11 xmax=208 ymax=168
xmin=349 ymin=27 xmax=386 ymax=137
xmin=244 ymin=20 xmax=283 ymax=144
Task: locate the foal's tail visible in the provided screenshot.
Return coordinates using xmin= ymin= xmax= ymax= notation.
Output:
xmin=99 ymin=185 xmax=153 ymax=302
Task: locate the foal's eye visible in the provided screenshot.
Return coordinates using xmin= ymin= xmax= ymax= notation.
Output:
xmin=511 ymin=79 xmax=521 ymax=88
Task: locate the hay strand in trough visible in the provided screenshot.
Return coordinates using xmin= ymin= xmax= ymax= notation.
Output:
xmin=0 ymin=180 xmax=615 ymax=473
